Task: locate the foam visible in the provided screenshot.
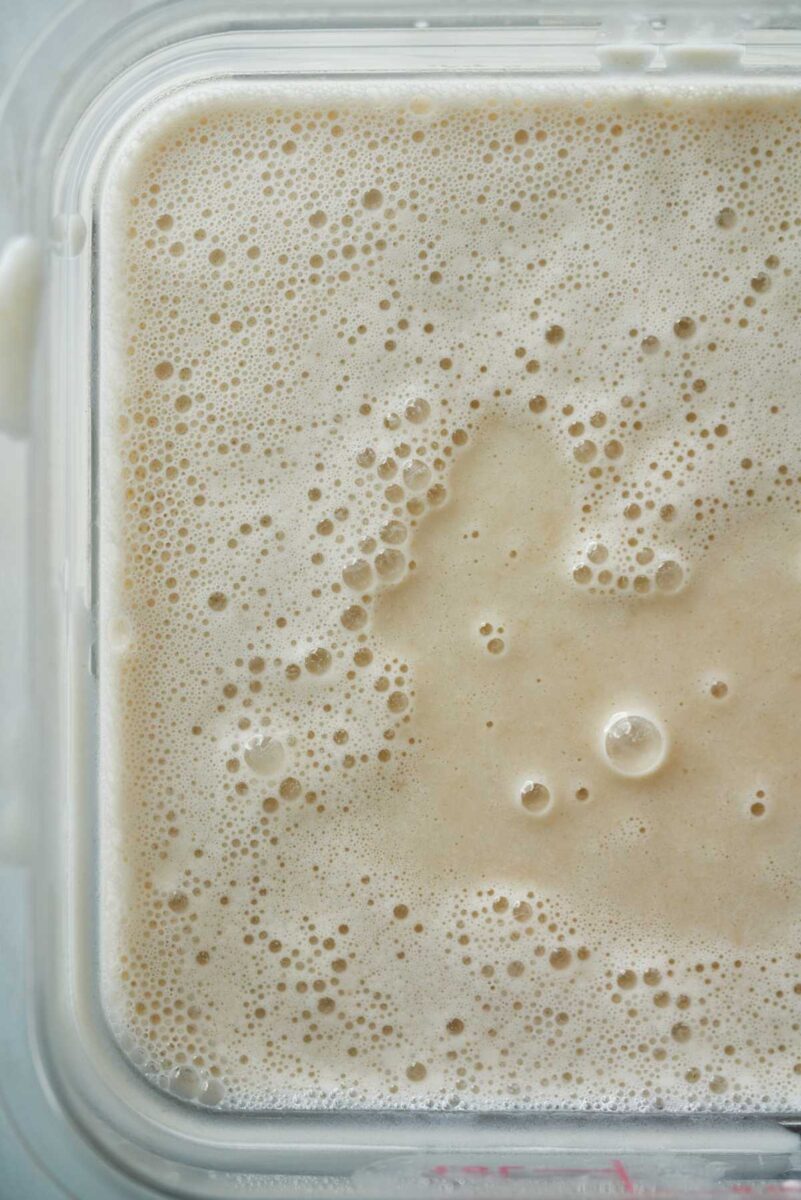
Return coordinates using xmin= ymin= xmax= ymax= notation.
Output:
xmin=99 ymin=78 xmax=801 ymax=1112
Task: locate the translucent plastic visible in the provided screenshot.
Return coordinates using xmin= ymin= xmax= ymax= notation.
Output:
xmin=3 ymin=2 xmax=801 ymax=1196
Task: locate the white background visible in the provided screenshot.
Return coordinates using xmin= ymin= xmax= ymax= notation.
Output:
xmin=1 ymin=0 xmax=71 ymax=1194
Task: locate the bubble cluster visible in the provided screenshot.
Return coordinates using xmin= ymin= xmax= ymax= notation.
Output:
xmin=100 ymin=80 xmax=801 ymax=1114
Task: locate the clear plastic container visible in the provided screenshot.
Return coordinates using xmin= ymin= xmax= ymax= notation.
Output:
xmin=3 ymin=2 xmax=801 ymax=1196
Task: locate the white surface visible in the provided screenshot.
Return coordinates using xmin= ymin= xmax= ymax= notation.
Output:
xmin=0 ymin=2 xmax=66 ymax=1196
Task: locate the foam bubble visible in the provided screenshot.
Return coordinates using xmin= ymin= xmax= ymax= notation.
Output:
xmin=520 ymin=781 xmax=552 ymax=815
xmin=603 ymin=713 xmax=666 ymax=777
xmin=243 ymin=734 xmax=285 ymax=777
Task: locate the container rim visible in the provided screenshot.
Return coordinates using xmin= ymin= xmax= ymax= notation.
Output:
xmin=5 ymin=5 xmax=801 ymax=1198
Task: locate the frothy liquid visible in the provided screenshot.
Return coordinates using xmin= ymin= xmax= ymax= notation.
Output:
xmin=100 ymin=81 xmax=801 ymax=1112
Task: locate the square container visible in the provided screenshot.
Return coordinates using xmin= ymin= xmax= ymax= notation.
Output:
xmin=3 ymin=2 xmax=801 ymax=1196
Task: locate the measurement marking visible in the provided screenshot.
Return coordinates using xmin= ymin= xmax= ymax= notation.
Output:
xmin=612 ymin=1159 xmax=636 ymax=1194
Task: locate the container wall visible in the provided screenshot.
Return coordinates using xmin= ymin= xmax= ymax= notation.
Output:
xmin=3 ymin=3 xmax=801 ymax=1197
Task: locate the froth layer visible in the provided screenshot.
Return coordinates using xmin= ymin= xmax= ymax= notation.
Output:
xmin=100 ymin=80 xmax=801 ymax=1112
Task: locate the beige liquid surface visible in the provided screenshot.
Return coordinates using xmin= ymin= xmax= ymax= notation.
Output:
xmin=100 ymin=80 xmax=801 ymax=1111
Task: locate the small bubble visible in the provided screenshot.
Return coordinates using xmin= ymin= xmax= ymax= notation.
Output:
xmin=574 ymin=440 xmax=597 ymax=463
xmin=199 ymin=1079 xmax=225 ymax=1107
xmin=716 ymin=207 xmax=737 ymax=229
xmin=710 ymin=680 xmax=728 ymax=700
xmin=168 ymin=892 xmax=189 ymax=913
xmin=545 ymin=324 xmax=565 ymax=345
xmin=342 ymin=558 xmax=372 ymax=590
xmin=403 ymin=460 xmax=431 ymax=491
xmin=405 ymin=398 xmax=430 ymax=424
xmin=487 ymin=637 xmax=505 ymax=655
xmin=587 ymin=542 xmax=608 ymax=564
xmin=641 ymin=335 xmax=660 ymax=354
xmin=341 ymin=605 xmax=368 ymax=631
xmin=406 ymin=1062 xmax=427 ymax=1081
xmin=604 ymin=439 xmax=623 ymax=460
xmin=528 ymin=395 xmax=547 ymax=414
xmin=244 ymin=734 xmax=285 ymax=777
xmin=573 ymin=565 xmax=592 ymax=585
xmin=549 ymin=948 xmax=572 ymax=970
xmin=751 ymin=272 xmax=771 ymax=293
xmin=170 ymin=1066 xmax=201 ymax=1101
xmin=673 ymin=317 xmax=696 ymax=339
xmin=279 ymin=777 xmax=302 ymax=800
xmin=655 ymin=560 xmax=684 ymax=593
xmin=603 ymin=712 xmax=666 ymax=777
xmin=520 ymin=781 xmax=551 ymax=815
xmin=305 ymin=648 xmax=332 ymax=674
xmin=362 ymin=188 xmax=383 ymax=210
xmin=672 ymin=1022 xmax=692 ymax=1043
xmin=375 ymin=549 xmax=406 ymax=580
xmin=380 ymin=519 xmax=408 ymax=545
xmin=208 ymin=592 xmax=228 ymax=611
